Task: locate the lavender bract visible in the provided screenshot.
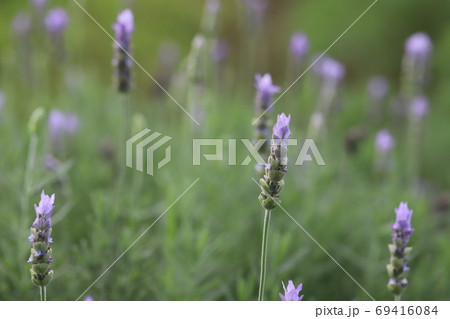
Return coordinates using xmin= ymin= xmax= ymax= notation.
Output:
xmin=315 ymin=57 xmax=346 ymax=82
xmin=255 ymin=74 xmax=281 ymax=106
xmin=112 ymin=9 xmax=134 ymax=93
xmin=279 ymin=280 xmax=303 ymax=301
xmin=375 ymin=129 xmax=395 ymax=154
xmin=28 ymin=191 xmax=55 ymax=288
xmin=387 ymin=203 xmax=414 ymax=298
xmin=45 ymin=8 xmax=68 ymax=34
xmin=405 ymin=32 xmax=433 ymax=60
xmin=290 ymin=32 xmax=310 ymax=62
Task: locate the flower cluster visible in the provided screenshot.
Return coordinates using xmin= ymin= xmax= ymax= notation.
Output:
xmin=279 ymin=280 xmax=303 ymax=301
xmin=387 ymin=203 xmax=414 ymax=297
xmin=112 ymin=9 xmax=134 ymax=93
xmin=28 ymin=191 xmax=55 ymax=287
xmin=258 ymin=113 xmax=290 ymax=210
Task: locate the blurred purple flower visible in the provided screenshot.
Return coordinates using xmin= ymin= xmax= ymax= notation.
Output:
xmin=12 ymin=12 xmax=31 ymax=36
xmin=48 ymin=109 xmax=80 ymax=141
xmin=368 ymin=76 xmax=389 ymax=100
xmin=206 ymin=0 xmax=221 ymax=13
xmin=290 ymin=32 xmax=310 ymax=62
xmin=84 ymin=296 xmax=94 ymax=301
xmin=375 ymin=129 xmax=395 ymax=153
xmin=391 ymin=202 xmax=414 ymax=241
xmin=212 ymin=39 xmax=230 ymax=64
xmin=273 ymin=113 xmax=291 ymax=144
xmin=405 ymin=32 xmax=433 ymax=60
xmin=31 ymin=0 xmax=47 ymax=8
xmin=242 ymin=0 xmax=269 ymax=16
xmin=113 ymin=9 xmax=134 ymax=50
xmin=44 ymin=155 xmax=60 ymax=171
xmin=315 ymin=57 xmax=345 ymax=82
xmin=255 ymin=73 xmax=280 ymax=105
xmin=279 ymin=280 xmax=303 ymax=301
xmin=45 ymin=8 xmax=68 ymax=34
xmin=410 ymin=96 xmax=429 ymax=119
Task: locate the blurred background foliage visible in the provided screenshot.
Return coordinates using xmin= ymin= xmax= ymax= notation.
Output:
xmin=0 ymin=0 xmax=449 ymax=301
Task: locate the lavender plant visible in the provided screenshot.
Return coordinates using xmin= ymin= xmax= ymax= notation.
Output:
xmin=253 ymin=74 xmax=280 ymax=174
xmin=112 ymin=9 xmax=134 ymax=94
xmin=279 ymin=280 xmax=303 ymax=301
xmin=28 ymin=190 xmax=55 ymax=301
xmin=257 ymin=113 xmax=291 ymax=301
xmin=387 ymin=203 xmax=414 ymax=301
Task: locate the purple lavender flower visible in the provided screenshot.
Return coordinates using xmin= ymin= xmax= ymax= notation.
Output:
xmin=368 ymin=76 xmax=389 ymax=100
xmin=255 ymin=74 xmax=281 ymax=106
xmin=48 ymin=109 xmax=80 ymax=141
xmin=410 ymin=96 xmax=429 ymax=119
xmin=405 ymin=32 xmax=433 ymax=60
xmin=112 ymin=9 xmax=134 ymax=93
xmin=45 ymin=8 xmax=68 ymax=34
xmin=290 ymin=32 xmax=310 ymax=62
xmin=387 ymin=203 xmax=414 ymax=298
xmin=391 ymin=202 xmax=414 ymax=243
xmin=29 ymin=191 xmax=55 ymax=288
xmin=113 ymin=9 xmax=134 ymax=51
xmin=12 ymin=12 xmax=31 ymax=36
xmin=273 ymin=113 xmax=291 ymax=145
xmin=375 ymin=129 xmax=395 ymax=153
xmin=84 ymin=296 xmax=94 ymax=301
xmin=279 ymin=280 xmax=303 ymax=301
xmin=315 ymin=57 xmax=346 ymax=82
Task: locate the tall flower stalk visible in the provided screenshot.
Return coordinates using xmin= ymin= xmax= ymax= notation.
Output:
xmin=112 ymin=9 xmax=134 ymax=184
xmin=257 ymin=113 xmax=291 ymax=301
xmin=28 ymin=191 xmax=55 ymax=301
xmin=387 ymin=203 xmax=414 ymax=301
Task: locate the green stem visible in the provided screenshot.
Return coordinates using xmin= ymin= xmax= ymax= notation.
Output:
xmin=118 ymin=93 xmax=130 ymax=187
xmin=39 ymin=286 xmax=47 ymax=301
xmin=394 ymin=295 xmax=401 ymax=301
xmin=258 ymin=209 xmax=271 ymax=301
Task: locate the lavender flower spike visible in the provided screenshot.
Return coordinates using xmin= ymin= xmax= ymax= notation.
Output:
xmin=387 ymin=203 xmax=414 ymax=299
xmin=279 ymin=280 xmax=303 ymax=301
xmin=28 ymin=191 xmax=55 ymax=290
xmin=259 ymin=113 xmax=291 ymax=210
xmin=112 ymin=9 xmax=134 ymax=93
xmin=290 ymin=32 xmax=310 ymax=63
xmin=45 ymin=8 xmax=68 ymax=34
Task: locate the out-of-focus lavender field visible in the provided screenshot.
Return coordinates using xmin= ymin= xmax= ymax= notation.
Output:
xmin=0 ymin=0 xmax=449 ymax=301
